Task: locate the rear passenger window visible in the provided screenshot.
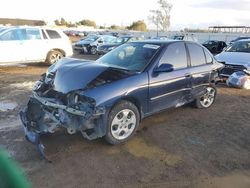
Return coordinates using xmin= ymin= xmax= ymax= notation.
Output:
xmin=46 ymin=29 xmax=61 ymax=39
xmin=204 ymin=49 xmax=213 ymax=64
xmin=25 ymin=28 xmax=41 ymax=40
xmin=159 ymin=42 xmax=187 ymax=69
xmin=187 ymin=43 xmax=206 ymax=66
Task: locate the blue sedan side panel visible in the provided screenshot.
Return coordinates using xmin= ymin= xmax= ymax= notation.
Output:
xmin=148 ymin=68 xmax=192 ymax=114
xmin=81 ymin=72 xmax=149 ymax=116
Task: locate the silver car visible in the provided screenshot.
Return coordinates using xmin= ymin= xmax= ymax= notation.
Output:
xmin=215 ymin=39 xmax=250 ymax=77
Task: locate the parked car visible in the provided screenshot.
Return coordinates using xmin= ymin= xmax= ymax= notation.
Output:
xmin=74 ymin=35 xmax=117 ymax=55
xmin=0 ymin=26 xmax=73 ymax=65
xmin=215 ymin=39 xmax=250 ymax=78
xmin=171 ymin=34 xmax=198 ymax=42
xmin=150 ymin=36 xmax=169 ymax=40
xmin=20 ymin=40 xmax=223 ymax=155
xmin=229 ymin=36 xmax=250 ymax=45
xmin=97 ymin=36 xmax=141 ymax=55
xmin=202 ymin=40 xmax=227 ymax=54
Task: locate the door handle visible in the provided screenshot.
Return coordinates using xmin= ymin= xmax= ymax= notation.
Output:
xmin=185 ymin=73 xmax=192 ymax=78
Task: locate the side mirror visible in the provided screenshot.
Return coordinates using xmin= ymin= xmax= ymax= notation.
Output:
xmin=154 ymin=63 xmax=173 ymax=73
xmin=98 ymin=40 xmax=103 ymax=43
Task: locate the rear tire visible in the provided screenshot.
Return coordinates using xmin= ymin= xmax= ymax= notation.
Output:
xmin=45 ymin=50 xmax=63 ymax=64
xmin=105 ymin=100 xmax=140 ymax=145
xmin=195 ymin=85 xmax=217 ymax=109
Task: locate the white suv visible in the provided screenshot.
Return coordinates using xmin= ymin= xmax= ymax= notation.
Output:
xmin=0 ymin=26 xmax=73 ymax=65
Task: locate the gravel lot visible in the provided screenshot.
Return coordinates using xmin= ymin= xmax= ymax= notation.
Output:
xmin=0 ymin=54 xmax=250 ymax=188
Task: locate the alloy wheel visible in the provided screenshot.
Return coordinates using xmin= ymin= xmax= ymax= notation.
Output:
xmin=200 ymin=87 xmax=216 ymax=108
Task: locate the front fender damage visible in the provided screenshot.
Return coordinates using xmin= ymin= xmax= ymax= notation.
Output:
xmin=19 ymin=91 xmax=106 ymax=159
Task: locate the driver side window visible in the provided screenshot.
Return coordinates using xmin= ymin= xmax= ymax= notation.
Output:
xmin=159 ymin=42 xmax=188 ymax=69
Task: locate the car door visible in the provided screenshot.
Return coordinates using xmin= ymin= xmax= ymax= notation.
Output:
xmin=186 ymin=42 xmax=212 ymax=97
xmin=22 ymin=28 xmax=48 ymax=61
xmin=148 ymin=42 xmax=192 ymax=114
xmin=0 ymin=28 xmax=25 ymax=63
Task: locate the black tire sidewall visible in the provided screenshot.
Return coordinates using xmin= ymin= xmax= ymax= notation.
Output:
xmin=105 ymin=100 xmax=140 ymax=145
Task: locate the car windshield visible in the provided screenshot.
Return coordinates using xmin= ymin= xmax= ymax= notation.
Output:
xmin=97 ymin=43 xmax=161 ymax=72
xmin=226 ymin=41 xmax=250 ymax=53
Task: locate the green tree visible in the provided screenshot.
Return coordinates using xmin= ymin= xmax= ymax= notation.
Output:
xmin=148 ymin=0 xmax=172 ymax=32
xmin=109 ymin=25 xmax=120 ymax=30
xmin=127 ymin=20 xmax=147 ymax=31
xmin=79 ymin=19 xmax=97 ymax=28
xmin=60 ymin=18 xmax=68 ymax=26
xmin=54 ymin=19 xmax=60 ymax=26
xmin=54 ymin=18 xmax=68 ymax=26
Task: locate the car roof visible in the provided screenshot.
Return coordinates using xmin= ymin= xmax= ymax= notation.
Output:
xmin=234 ymin=39 xmax=250 ymax=42
xmin=130 ymin=39 xmax=180 ymax=45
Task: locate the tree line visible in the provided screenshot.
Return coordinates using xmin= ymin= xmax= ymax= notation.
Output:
xmin=54 ymin=18 xmax=148 ymax=32
xmin=55 ymin=0 xmax=172 ymax=32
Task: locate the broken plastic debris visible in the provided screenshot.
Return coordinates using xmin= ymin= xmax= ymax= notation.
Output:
xmin=0 ymin=100 xmax=18 ymax=112
xmin=227 ymin=71 xmax=250 ymax=90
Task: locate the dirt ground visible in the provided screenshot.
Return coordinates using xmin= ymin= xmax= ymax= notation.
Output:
xmin=0 ymin=54 xmax=250 ymax=188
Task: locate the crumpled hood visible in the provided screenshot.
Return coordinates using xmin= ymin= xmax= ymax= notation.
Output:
xmin=215 ymin=52 xmax=250 ymax=66
xmin=50 ymin=58 xmax=109 ymax=93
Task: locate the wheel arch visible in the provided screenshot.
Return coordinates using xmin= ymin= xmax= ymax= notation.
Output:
xmin=47 ymin=48 xmax=66 ymax=57
xmin=112 ymin=96 xmax=143 ymax=121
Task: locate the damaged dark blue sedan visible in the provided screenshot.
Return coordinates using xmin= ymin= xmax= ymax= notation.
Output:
xmin=20 ymin=40 xmax=223 ymax=150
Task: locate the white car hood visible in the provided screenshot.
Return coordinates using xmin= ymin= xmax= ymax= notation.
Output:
xmin=215 ymin=52 xmax=250 ymax=67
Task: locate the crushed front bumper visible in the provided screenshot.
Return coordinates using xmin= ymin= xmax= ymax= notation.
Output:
xmin=19 ymin=91 xmax=105 ymax=159
xmin=20 ymin=109 xmax=46 ymax=159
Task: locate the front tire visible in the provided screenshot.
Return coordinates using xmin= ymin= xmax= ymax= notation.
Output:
xmin=90 ymin=46 xmax=97 ymax=55
xmin=105 ymin=101 xmax=140 ymax=145
xmin=195 ymin=85 xmax=217 ymax=109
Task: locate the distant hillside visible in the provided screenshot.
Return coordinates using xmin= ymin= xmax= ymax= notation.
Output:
xmin=0 ymin=18 xmax=46 ymax=26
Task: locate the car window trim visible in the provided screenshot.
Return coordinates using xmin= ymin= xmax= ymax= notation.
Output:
xmin=42 ymin=29 xmax=49 ymax=40
xmin=203 ymin=48 xmax=214 ymax=64
xmin=186 ymin=42 xmax=207 ymax=67
xmin=156 ymin=41 xmax=189 ymax=71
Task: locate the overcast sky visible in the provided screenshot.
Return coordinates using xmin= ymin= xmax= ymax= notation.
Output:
xmin=1 ymin=0 xmax=250 ymax=30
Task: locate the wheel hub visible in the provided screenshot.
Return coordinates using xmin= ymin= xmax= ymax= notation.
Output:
xmin=111 ymin=109 xmax=136 ymax=140
xmin=200 ymin=87 xmax=215 ymax=108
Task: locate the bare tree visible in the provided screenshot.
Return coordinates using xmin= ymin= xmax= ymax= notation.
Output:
xmin=148 ymin=0 xmax=173 ymax=34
